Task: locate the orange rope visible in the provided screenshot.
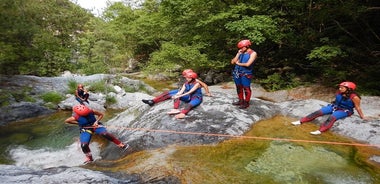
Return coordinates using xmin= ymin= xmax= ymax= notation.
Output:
xmin=85 ymin=125 xmax=380 ymax=148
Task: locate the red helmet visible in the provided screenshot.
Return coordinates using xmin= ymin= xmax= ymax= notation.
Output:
xmin=72 ymin=104 xmax=91 ymax=116
xmin=339 ymin=81 xmax=356 ymax=90
xmin=237 ymin=40 xmax=251 ymax=49
xmin=182 ymin=69 xmax=194 ymax=76
xmin=184 ymin=71 xmax=198 ymax=79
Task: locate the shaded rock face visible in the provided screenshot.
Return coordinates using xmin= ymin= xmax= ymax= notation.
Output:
xmin=0 ymin=102 xmax=54 ymax=125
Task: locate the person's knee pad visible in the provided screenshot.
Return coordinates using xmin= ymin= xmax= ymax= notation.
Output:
xmin=325 ymin=116 xmax=337 ymax=125
xmin=81 ymin=143 xmax=90 ymax=153
xmin=305 ymin=110 xmax=323 ymax=120
xmin=101 ymin=132 xmax=113 ymax=140
xmin=236 ymin=85 xmax=243 ymax=93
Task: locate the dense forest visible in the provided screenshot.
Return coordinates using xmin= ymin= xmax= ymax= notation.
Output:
xmin=1 ymin=0 xmax=379 ymax=94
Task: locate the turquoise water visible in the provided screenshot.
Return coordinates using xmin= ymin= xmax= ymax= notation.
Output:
xmin=245 ymin=142 xmax=372 ymax=183
xmin=1 ymin=112 xmax=379 ymax=183
xmin=0 ymin=110 xmax=120 ymax=164
xmin=0 ymin=112 xmax=74 ymax=164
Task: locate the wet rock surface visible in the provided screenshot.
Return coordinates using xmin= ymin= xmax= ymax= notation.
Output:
xmin=0 ymin=165 xmax=144 ymax=184
xmin=105 ymin=89 xmax=279 ymax=154
xmin=0 ymin=74 xmax=379 ymax=183
xmin=105 ymin=84 xmax=379 ymax=151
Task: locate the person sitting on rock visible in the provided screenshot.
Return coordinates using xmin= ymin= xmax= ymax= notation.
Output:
xmin=291 ymin=81 xmax=366 ymax=135
xmin=64 ymin=104 xmax=130 ymax=164
xmin=167 ymin=71 xmax=203 ymax=119
xmin=75 ymin=84 xmax=89 ymax=105
xmin=142 ymin=69 xmax=211 ymax=106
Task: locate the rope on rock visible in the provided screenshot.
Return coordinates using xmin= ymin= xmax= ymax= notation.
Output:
xmin=84 ymin=125 xmax=380 ymax=148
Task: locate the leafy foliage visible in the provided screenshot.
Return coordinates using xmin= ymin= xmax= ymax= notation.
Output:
xmin=225 ymin=15 xmax=284 ymax=45
xmin=67 ymin=80 xmax=79 ymax=94
xmin=88 ymin=80 xmax=116 ymax=94
xmin=307 ymin=45 xmax=347 ymax=61
xmin=1 ymin=0 xmax=379 ymax=94
xmin=261 ymin=73 xmax=300 ymax=91
xmin=105 ymin=95 xmax=117 ymax=106
xmin=0 ymin=0 xmax=91 ymax=76
xmin=145 ymin=42 xmax=209 ymax=75
xmin=40 ymin=92 xmax=63 ymax=104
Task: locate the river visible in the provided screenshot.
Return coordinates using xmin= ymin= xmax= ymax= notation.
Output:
xmin=1 ymin=111 xmax=379 ymax=183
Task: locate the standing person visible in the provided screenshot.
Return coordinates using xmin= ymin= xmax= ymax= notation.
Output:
xmin=167 ymin=71 xmax=203 ymax=119
xmin=142 ymin=69 xmax=211 ymax=106
xmin=231 ymin=39 xmax=257 ymax=109
xmin=64 ymin=104 xmax=130 ymax=164
xmin=75 ymin=84 xmax=89 ymax=105
xmin=291 ymin=81 xmax=366 ymax=135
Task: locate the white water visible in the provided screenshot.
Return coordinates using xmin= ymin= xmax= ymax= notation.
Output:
xmin=9 ymin=142 xmax=101 ymax=169
xmin=1 ymin=142 xmax=125 ymax=184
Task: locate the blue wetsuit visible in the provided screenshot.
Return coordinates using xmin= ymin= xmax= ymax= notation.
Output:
xmin=300 ymin=92 xmax=357 ymax=132
xmin=73 ymin=112 xmax=122 ymax=154
xmin=174 ymin=80 xmax=203 ymax=114
xmin=232 ymin=49 xmax=255 ymax=105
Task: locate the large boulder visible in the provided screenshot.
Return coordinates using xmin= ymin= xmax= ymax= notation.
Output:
xmin=0 ymin=102 xmax=54 ymax=125
xmin=99 ymin=84 xmax=380 ymax=160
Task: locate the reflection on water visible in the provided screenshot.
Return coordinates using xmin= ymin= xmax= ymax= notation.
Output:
xmin=1 ymin=112 xmax=379 ymax=183
xmin=245 ymin=142 xmax=371 ymax=183
xmin=0 ymin=111 xmax=73 ymax=164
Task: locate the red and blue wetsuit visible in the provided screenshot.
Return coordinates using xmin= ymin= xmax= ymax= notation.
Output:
xmin=73 ymin=112 xmax=122 ymax=155
xmin=151 ymin=89 xmax=179 ymax=104
xmin=232 ymin=50 xmax=255 ymax=104
xmin=300 ymin=92 xmax=357 ymax=132
xmin=174 ymin=80 xmax=203 ymax=115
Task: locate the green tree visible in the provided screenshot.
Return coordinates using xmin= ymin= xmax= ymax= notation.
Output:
xmin=0 ymin=0 xmax=92 ymax=76
xmin=146 ymin=42 xmax=209 ymax=74
xmin=2 ymin=0 xmax=379 ymax=94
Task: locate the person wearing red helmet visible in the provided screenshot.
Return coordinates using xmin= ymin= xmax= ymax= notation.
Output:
xmin=142 ymin=69 xmax=211 ymax=106
xmin=64 ymin=104 xmax=130 ymax=164
xmin=231 ymin=39 xmax=258 ymax=109
xmin=75 ymin=84 xmax=90 ymax=105
xmin=291 ymin=81 xmax=366 ymax=135
xmin=167 ymin=71 xmax=203 ymax=119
